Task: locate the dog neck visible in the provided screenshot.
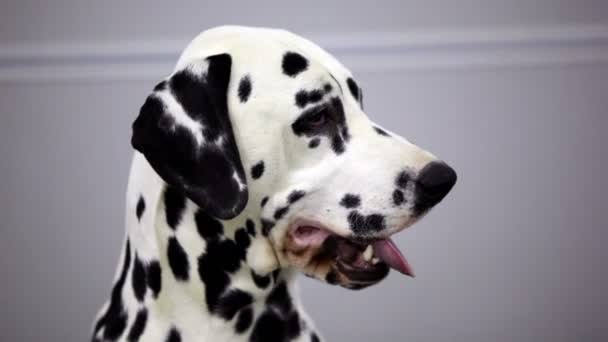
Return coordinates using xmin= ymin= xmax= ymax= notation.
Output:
xmin=92 ymin=154 xmax=321 ymax=342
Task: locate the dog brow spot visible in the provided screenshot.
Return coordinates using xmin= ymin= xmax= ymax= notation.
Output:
xmin=238 ymin=75 xmax=252 ymax=103
xmin=295 ymin=89 xmax=324 ymax=108
xmin=340 ymin=194 xmax=361 ymax=209
xmin=251 ymin=161 xmax=265 ymax=180
xmin=282 ymin=52 xmax=308 ymax=77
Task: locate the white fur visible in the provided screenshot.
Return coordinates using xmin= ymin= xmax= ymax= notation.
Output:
xmin=93 ymin=25 xmax=443 ymax=342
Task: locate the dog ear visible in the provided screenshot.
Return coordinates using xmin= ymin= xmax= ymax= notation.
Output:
xmin=131 ymin=54 xmax=247 ymax=220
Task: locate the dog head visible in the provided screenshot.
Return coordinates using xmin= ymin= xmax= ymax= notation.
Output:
xmin=132 ymin=26 xmax=456 ymax=290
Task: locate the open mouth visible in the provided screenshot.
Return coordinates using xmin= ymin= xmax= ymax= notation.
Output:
xmin=289 ymin=224 xmax=415 ymax=282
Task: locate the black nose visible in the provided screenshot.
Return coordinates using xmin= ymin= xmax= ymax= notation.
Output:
xmin=415 ymin=161 xmax=457 ymax=209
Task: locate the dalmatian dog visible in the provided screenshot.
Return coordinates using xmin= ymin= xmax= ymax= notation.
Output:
xmin=91 ymin=26 xmax=457 ymax=342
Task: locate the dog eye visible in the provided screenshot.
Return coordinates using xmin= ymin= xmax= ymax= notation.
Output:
xmin=307 ymin=108 xmax=329 ymax=128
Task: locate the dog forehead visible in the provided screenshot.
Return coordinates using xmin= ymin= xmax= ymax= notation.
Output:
xmin=175 ymin=25 xmax=352 ymax=81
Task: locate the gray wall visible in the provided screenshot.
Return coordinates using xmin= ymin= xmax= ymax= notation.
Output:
xmin=1 ymin=1 xmax=607 ymax=341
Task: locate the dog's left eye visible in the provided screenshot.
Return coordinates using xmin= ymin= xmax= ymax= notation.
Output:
xmin=307 ymin=108 xmax=329 ymax=128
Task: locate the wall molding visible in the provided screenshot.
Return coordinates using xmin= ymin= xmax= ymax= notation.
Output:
xmin=1 ymin=25 xmax=607 ymax=82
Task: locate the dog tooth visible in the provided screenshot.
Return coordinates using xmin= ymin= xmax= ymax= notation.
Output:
xmin=363 ymin=245 xmax=373 ymax=261
xmin=372 ymin=257 xmax=380 ymax=264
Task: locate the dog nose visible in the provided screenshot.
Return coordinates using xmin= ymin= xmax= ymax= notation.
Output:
xmin=416 ymin=161 xmax=457 ymax=207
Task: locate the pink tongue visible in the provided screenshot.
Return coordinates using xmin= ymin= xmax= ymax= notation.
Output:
xmin=372 ymin=239 xmax=415 ymax=278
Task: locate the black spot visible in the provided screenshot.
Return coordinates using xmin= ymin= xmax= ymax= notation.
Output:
xmin=167 ymin=237 xmax=189 ymax=281
xmin=374 ymin=126 xmax=390 ymax=137
xmin=311 ymin=332 xmax=321 ymax=342
xmin=235 ymin=228 xmax=251 ymax=260
xmin=341 ymin=125 xmax=350 ymax=141
xmin=396 ymin=171 xmax=411 ymax=189
xmin=325 ymin=270 xmax=338 ymax=285
xmin=260 ymin=196 xmax=269 ymax=208
xmin=198 ymin=237 xmax=244 ymax=313
xmin=282 ymin=52 xmax=308 ymax=77
xmin=153 ymin=80 xmax=167 ymax=91
xmin=165 ymin=328 xmax=181 ymax=342
xmin=238 ymin=75 xmax=252 ymax=102
xmin=308 ymin=138 xmax=320 ymax=148
xmin=323 ymin=83 xmax=332 ymax=92
xmin=235 ymin=308 xmax=253 ymax=333
xmin=331 ymin=135 xmax=345 ymax=154
xmin=216 ymin=289 xmax=253 ymax=320
xmin=292 ymin=97 xmax=349 ymax=155
xmin=287 ymin=190 xmax=305 ymax=204
xmin=209 ymin=239 xmax=242 ymax=273
xmin=246 ymin=219 xmax=256 ymax=236
xmin=286 ymin=312 xmax=302 ymax=339
xmin=94 ymin=240 xmax=131 ymax=341
xmin=295 ymin=89 xmax=324 ymax=108
xmin=340 ymin=194 xmax=361 ymax=209
xmin=295 ymin=91 xmax=308 ymax=108
xmin=266 ymin=282 xmax=292 ymax=314
xmin=251 ymin=161 xmax=265 ymax=180
xmin=164 ymin=186 xmax=186 ymax=230
xmin=136 ymin=196 xmax=145 ymax=221
xmin=261 ymin=219 xmax=275 ymax=236
xmin=249 ymin=310 xmax=285 ymax=342
xmin=347 ymin=211 xmax=386 ymax=234
xmin=195 ymin=209 xmax=224 ymax=240
xmin=347 ymin=77 xmax=360 ymax=101
xmin=146 ymin=261 xmax=162 ymax=297
xmin=168 ymin=65 xmax=226 ymax=142
xmin=131 ymin=54 xmax=249 ymax=221
xmin=251 ymin=270 xmax=271 ymax=289
xmin=127 ymin=309 xmax=148 ymax=342
xmin=274 ymin=206 xmax=289 ymax=220
xmin=132 ymin=255 xmax=147 ymax=302
xmin=198 ymin=251 xmax=230 ymax=314
xmin=393 ymin=189 xmax=405 ymax=206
